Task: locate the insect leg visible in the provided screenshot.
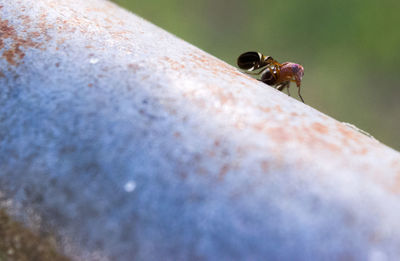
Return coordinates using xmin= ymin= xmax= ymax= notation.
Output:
xmin=275 ymin=83 xmax=285 ymax=91
xmin=276 ymin=81 xmax=290 ymax=95
xmin=297 ymin=85 xmax=305 ymax=103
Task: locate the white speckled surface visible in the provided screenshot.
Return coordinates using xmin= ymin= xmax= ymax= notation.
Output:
xmin=1 ymin=0 xmax=400 ymax=260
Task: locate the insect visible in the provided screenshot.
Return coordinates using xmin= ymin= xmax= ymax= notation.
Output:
xmin=237 ymin=51 xmax=305 ymax=103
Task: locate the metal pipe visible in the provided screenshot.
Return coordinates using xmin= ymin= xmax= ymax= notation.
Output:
xmin=1 ymin=0 xmax=400 ymax=260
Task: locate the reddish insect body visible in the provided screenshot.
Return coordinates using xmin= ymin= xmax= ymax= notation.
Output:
xmin=237 ymin=52 xmax=305 ymax=103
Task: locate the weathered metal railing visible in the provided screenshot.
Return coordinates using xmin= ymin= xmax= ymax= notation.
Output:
xmin=1 ymin=0 xmax=400 ymax=260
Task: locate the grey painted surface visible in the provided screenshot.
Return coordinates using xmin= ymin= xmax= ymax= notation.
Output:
xmin=1 ymin=0 xmax=400 ymax=260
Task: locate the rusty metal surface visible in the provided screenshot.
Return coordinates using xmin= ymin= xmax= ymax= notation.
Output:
xmin=1 ymin=0 xmax=400 ymax=260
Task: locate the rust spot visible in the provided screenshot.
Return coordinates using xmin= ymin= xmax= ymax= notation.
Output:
xmin=0 ymin=19 xmax=16 ymax=38
xmin=55 ymin=62 xmax=60 ymax=67
xmin=207 ymin=149 xmax=216 ymax=157
xmin=104 ymin=17 xmax=113 ymax=24
xmin=88 ymin=83 xmax=93 ymax=87
xmin=253 ymin=122 xmax=265 ymax=131
xmin=291 ymin=112 xmax=299 ymax=117
xmin=387 ymin=173 xmax=400 ymax=194
xmin=311 ymin=122 xmax=329 ymax=134
xmin=0 ymin=71 xmax=4 ymax=78
xmin=274 ymin=105 xmax=283 ymax=113
xmin=2 ymin=50 xmax=15 ymax=65
xmin=57 ymin=38 xmax=66 ymax=46
xmin=178 ymin=170 xmax=187 ymax=180
xmin=266 ymin=127 xmax=290 ymax=143
xmin=295 ymin=125 xmax=342 ymax=153
xmin=324 ymin=142 xmax=341 ymax=153
xmin=128 ymin=63 xmax=141 ymax=72
xmin=18 ymin=15 xmax=30 ymax=21
xmin=0 ymin=18 xmax=42 ymax=66
xmin=173 ymin=132 xmax=181 ymax=138
xmin=164 ymin=56 xmax=185 ymax=71
xmin=2 ymin=42 xmax=31 ymax=66
xmin=30 ymin=32 xmax=41 ymax=38
xmin=196 ymin=166 xmax=207 ymax=176
xmin=336 ymin=123 xmax=360 ymax=142
xmin=261 ymin=160 xmax=269 ymax=172
xmin=109 ymin=31 xmax=130 ymax=41
xmin=209 ymin=86 xmax=235 ymax=106
xmin=218 ymin=164 xmax=229 ymax=180
xmin=359 ymin=147 xmax=368 ymax=155
xmin=259 ymin=106 xmax=272 ymax=113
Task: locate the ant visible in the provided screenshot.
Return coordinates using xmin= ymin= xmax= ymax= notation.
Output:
xmin=237 ymin=51 xmax=305 ymax=103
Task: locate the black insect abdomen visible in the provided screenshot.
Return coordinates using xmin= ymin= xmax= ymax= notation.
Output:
xmin=260 ymin=68 xmax=277 ymax=85
xmin=237 ymin=52 xmax=262 ymax=70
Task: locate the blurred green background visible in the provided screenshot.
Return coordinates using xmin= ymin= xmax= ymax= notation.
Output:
xmin=113 ymin=0 xmax=400 ymax=151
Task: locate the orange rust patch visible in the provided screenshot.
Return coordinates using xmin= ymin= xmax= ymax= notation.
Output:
xmin=336 ymin=123 xmax=360 ymax=141
xmin=291 ymin=112 xmax=299 ymax=117
xmin=259 ymin=106 xmax=272 ymax=113
xmin=18 ymin=15 xmax=32 ymax=26
xmin=294 ymin=125 xmax=343 ymax=153
xmin=319 ymin=140 xmax=341 ymax=153
xmin=109 ymin=31 xmax=130 ymax=41
xmin=2 ymin=41 xmax=34 ymax=66
xmin=209 ymin=85 xmax=236 ymax=106
xmin=335 ymin=123 xmax=367 ymax=150
xmin=57 ymin=38 xmax=66 ymax=47
xmin=88 ymin=83 xmax=93 ymax=87
xmin=0 ymin=71 xmax=4 ymax=78
xmin=164 ymin=56 xmax=185 ymax=71
xmin=0 ymin=18 xmax=42 ymax=66
xmin=266 ymin=127 xmax=290 ymax=143
xmin=297 ymin=130 xmax=342 ymax=153
xmin=30 ymin=32 xmax=41 ymax=38
xmin=311 ymin=122 xmax=329 ymax=134
xmin=0 ymin=19 xmax=16 ymax=38
xmin=2 ymin=49 xmax=16 ymax=65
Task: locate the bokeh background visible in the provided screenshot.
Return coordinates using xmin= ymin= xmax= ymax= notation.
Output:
xmin=113 ymin=0 xmax=400 ymax=151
